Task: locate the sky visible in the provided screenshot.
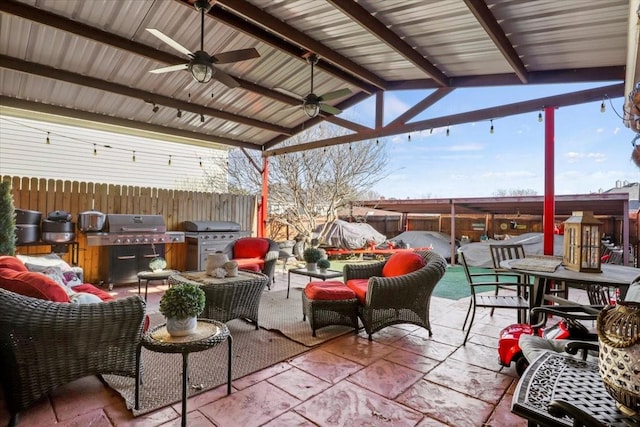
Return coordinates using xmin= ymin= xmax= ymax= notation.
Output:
xmin=344 ymin=82 xmax=639 ymax=199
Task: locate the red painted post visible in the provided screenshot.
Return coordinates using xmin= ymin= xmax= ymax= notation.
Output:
xmin=543 ymin=107 xmax=555 ymax=256
xmin=258 ymin=157 xmax=269 ymax=238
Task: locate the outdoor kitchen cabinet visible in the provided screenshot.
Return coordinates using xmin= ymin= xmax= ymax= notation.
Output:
xmin=98 ymin=244 xmax=165 ymax=289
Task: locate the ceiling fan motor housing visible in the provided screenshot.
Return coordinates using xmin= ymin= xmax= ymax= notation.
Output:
xmin=189 ymin=51 xmax=214 ymax=83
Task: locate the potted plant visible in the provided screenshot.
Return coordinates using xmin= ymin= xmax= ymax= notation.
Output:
xmin=303 ymin=247 xmax=322 ymax=272
xmin=159 ymin=283 xmax=206 ymax=337
xmin=317 ymin=258 xmax=331 ymax=274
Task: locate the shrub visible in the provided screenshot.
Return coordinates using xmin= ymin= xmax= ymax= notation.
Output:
xmin=159 ymin=283 xmax=205 ymax=319
xmin=317 ymin=258 xmax=331 ymax=269
xmin=303 ymin=247 xmax=322 ymax=263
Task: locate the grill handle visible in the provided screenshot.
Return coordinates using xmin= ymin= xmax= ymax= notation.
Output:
xmin=116 ymin=255 xmax=136 ymax=260
xmin=119 ymin=227 xmax=159 ymax=232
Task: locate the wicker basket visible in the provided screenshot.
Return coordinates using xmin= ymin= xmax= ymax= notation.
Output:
xmin=597 ymin=301 xmax=640 ymax=415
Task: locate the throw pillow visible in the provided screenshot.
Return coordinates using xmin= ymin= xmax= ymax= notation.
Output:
xmin=0 ymin=270 xmax=70 ymax=302
xmin=62 ymin=270 xmax=83 ymax=287
xmin=382 ymin=252 xmax=426 ymax=277
xmin=19 ymin=253 xmax=73 ymax=273
xmin=234 ymin=238 xmax=269 ymax=259
xmin=0 ymin=256 xmax=28 ymax=272
xmin=70 ymin=292 xmax=103 ymax=304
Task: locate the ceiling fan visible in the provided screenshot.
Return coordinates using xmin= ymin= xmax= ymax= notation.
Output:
xmin=287 ymin=53 xmax=351 ymax=118
xmin=146 ymin=0 xmax=259 ymax=88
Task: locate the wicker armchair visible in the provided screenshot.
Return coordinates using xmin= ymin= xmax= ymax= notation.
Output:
xmin=0 ymin=288 xmax=146 ymax=426
xmin=224 ymin=237 xmax=280 ymax=290
xmin=344 ymin=250 xmax=447 ymax=340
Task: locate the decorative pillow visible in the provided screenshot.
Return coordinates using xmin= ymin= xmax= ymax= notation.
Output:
xmin=234 ymin=238 xmax=269 ymax=259
xmin=70 ymin=292 xmax=103 ymax=304
xmin=62 ymin=270 xmax=83 ymax=287
xmin=382 ymin=252 xmax=426 ymax=277
xmin=0 ymin=256 xmax=28 ymax=272
xmin=72 ymin=284 xmax=114 ymax=302
xmin=19 ymin=253 xmax=73 ymax=273
xmin=0 ymin=270 xmax=70 ymax=302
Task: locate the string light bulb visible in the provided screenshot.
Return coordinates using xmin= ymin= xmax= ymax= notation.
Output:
xmin=408 ymin=133 xmax=411 ymax=142
xmin=199 ymin=157 xmax=203 ymax=167
xmin=200 ymin=114 xmax=205 ymax=123
xmin=177 ymin=109 xmax=182 ymax=118
xmin=600 ymin=99 xmax=606 ymax=113
xmin=446 ymin=126 xmax=450 ymax=137
xmin=376 ymin=138 xmax=379 ymax=145
xmin=430 ymin=128 xmax=433 ymax=134
xmin=538 ymin=112 xmax=543 ymax=122
xmin=152 ymin=103 xmax=159 ymax=113
xmin=132 ymin=151 xmax=136 ymax=162
xmin=46 ymin=132 xmax=50 ymax=144
xmin=490 ymin=119 xmax=494 ymax=134
xmin=93 ymin=144 xmax=97 ymax=156
xmin=168 ymin=155 xmax=172 ymax=166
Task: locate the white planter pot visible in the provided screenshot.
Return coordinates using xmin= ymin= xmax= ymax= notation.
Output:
xmin=306 ymin=262 xmax=317 ymax=272
xmin=166 ymin=316 xmax=197 ymax=337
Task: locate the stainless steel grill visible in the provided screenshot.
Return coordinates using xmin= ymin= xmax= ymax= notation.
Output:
xmin=184 ymin=221 xmax=249 ymax=271
xmin=86 ymin=214 xmax=185 ymax=289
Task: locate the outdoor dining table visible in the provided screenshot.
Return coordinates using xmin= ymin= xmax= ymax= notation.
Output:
xmin=501 ymin=258 xmax=640 ymax=317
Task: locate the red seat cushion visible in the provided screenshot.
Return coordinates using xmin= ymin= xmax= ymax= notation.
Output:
xmin=234 ymin=238 xmax=269 ymax=259
xmin=346 ymin=279 xmax=369 ymax=304
xmin=233 ymin=258 xmax=264 ymax=271
xmin=381 ymin=252 xmax=425 ymax=277
xmin=0 ymin=256 xmax=28 ymax=272
xmin=305 ymin=281 xmax=355 ymax=300
xmin=0 ymin=269 xmax=70 ymax=302
xmin=72 ymin=284 xmax=115 ymax=301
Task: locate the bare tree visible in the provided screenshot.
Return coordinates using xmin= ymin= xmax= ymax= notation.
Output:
xmin=493 ymin=188 xmax=538 ymax=197
xmin=227 ymin=124 xmax=389 ymax=241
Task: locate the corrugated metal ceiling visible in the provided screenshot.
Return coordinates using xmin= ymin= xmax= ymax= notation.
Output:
xmin=0 ymin=0 xmax=636 ymax=155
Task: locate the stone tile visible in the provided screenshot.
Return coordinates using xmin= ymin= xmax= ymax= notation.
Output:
xmin=415 ymin=415 xmax=450 ymax=426
xmin=449 ymin=340 xmax=505 ymax=372
xmin=425 ymin=359 xmax=513 ymax=404
xmin=363 ymin=325 xmax=412 ymax=344
xmin=321 ymin=334 xmax=395 ymax=365
xmin=232 ymin=361 xmax=293 ymax=390
xmin=169 ymin=383 xmax=231 ymax=413
xmin=103 ymin=402 xmax=179 ymax=427
xmin=382 ymin=348 xmax=440 ymax=374
xmin=296 ymin=381 xmax=423 ymax=426
xmin=486 ymin=390 xmax=528 ymax=427
xmin=55 ymin=408 xmax=113 ymax=427
xmin=51 ymin=376 xmax=123 ymax=422
xmin=397 ymin=379 xmax=494 ymax=426
xmin=347 ymin=359 xmax=424 ymax=399
xmin=267 ymin=367 xmax=332 ymax=401
xmin=0 ymin=396 xmax=56 ymax=427
xmin=199 ymin=381 xmax=299 ymax=426
xmin=389 ymin=334 xmax=457 ymax=361
xmin=262 ymin=411 xmax=317 ymax=426
xmin=288 ymin=349 xmax=363 ymax=383
xmin=157 ymin=410 xmax=216 ymax=427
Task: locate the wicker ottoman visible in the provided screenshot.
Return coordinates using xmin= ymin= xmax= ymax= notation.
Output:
xmin=302 ymin=281 xmax=359 ymax=337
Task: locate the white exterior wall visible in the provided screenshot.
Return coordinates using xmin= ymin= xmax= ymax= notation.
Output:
xmin=0 ymin=114 xmax=228 ymax=191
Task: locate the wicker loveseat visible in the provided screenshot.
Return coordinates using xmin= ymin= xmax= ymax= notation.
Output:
xmin=344 ymin=250 xmax=447 ymax=340
xmin=0 ymin=288 xmax=145 ymax=426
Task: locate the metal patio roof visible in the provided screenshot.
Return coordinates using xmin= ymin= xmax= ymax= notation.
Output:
xmin=1 ymin=0 xmax=639 ymax=155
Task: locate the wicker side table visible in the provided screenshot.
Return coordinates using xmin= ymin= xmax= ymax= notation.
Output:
xmin=135 ymin=319 xmax=232 ymax=427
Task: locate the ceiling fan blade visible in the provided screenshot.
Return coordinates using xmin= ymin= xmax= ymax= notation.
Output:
xmin=213 ymin=68 xmax=240 ymax=88
xmin=146 ymin=28 xmax=193 ymax=57
xmin=149 ymin=63 xmax=189 ymax=74
xmin=282 ymin=105 xmax=302 ymax=113
xmin=212 ymin=48 xmax=260 ymax=64
xmin=319 ymin=88 xmax=351 ymax=102
xmin=319 ymin=103 xmax=342 ymax=115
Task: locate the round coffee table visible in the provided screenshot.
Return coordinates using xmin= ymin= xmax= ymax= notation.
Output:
xmin=134 ymin=319 xmax=232 ymax=427
xmin=137 ymin=270 xmax=177 ymax=301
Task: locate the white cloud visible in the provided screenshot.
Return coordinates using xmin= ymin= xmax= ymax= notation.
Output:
xmin=565 ymin=151 xmax=607 ymax=163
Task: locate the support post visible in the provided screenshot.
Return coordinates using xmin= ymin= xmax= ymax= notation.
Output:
xmin=258 ymin=157 xmax=269 ymax=238
xmin=543 ymin=107 xmax=555 ymax=256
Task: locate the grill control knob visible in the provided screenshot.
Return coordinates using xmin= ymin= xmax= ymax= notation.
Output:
xmin=158 ymin=237 xmax=165 ymax=242
xmin=134 ymin=238 xmax=140 ymax=243
xmin=143 ymin=238 xmax=149 ymax=243
xmin=114 ymin=238 xmax=121 ymax=244
xmin=124 ymin=238 xmax=131 ymax=244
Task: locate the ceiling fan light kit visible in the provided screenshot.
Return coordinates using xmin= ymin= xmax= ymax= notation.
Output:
xmin=189 ymin=52 xmax=214 ymax=83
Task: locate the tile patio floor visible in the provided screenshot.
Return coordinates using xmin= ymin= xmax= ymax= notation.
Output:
xmin=0 ymin=265 xmax=593 ymax=427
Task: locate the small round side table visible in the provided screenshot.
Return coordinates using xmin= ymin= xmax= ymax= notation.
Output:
xmin=137 ymin=270 xmax=177 ymax=301
xmin=135 ymin=319 xmax=232 ymax=427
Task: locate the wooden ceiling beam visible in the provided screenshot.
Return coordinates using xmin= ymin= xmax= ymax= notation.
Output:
xmin=214 ymin=0 xmax=388 ymax=91
xmin=463 ymin=0 xmax=529 ymax=83
xmin=1 ymin=55 xmax=292 ymax=135
xmin=264 ymin=83 xmax=624 ymax=156
xmin=387 ymin=88 xmax=455 ymax=127
xmin=326 ymin=0 xmax=449 ymax=87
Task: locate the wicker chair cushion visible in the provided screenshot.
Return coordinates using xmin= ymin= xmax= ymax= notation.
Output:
xmin=346 ymin=279 xmax=369 ymax=304
xmin=305 ymin=281 xmax=355 ymax=300
xmin=234 ymin=258 xmax=264 ymax=271
xmin=0 ymin=255 xmax=28 ymax=272
xmin=382 ymin=252 xmax=425 ymax=277
xmin=73 ymin=284 xmax=115 ymax=301
xmin=0 ymin=268 xmax=70 ymax=302
xmin=234 ymin=238 xmax=270 ymax=259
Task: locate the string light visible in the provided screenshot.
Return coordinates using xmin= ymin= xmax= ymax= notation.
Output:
xmin=152 ymin=103 xmax=159 ymax=113
xmin=199 ymin=157 xmax=203 ymax=167
xmin=600 ymin=99 xmax=606 ymax=113
xmin=429 ymin=128 xmax=433 ymax=134
xmin=538 ymin=111 xmax=543 ymax=122
xmin=168 ymin=155 xmax=172 ymax=166
xmin=446 ymin=126 xmax=450 ymax=137
xmin=490 ymin=119 xmax=494 ymax=134
xmin=46 ymin=132 xmax=50 ymax=144
xmin=200 ymin=114 xmax=205 ymax=123
xmin=407 ymin=133 xmax=411 ymax=142
xmin=176 ymin=109 xmax=182 ymax=118
xmin=376 ymin=138 xmax=379 ymax=145
xmin=93 ymin=144 xmax=97 ymax=156
xmin=132 ymin=151 xmax=136 ymax=162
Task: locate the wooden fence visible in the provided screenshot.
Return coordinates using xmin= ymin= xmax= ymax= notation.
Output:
xmin=3 ymin=176 xmax=257 ymax=283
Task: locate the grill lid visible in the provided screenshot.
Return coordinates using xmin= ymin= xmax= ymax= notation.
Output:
xmin=183 ymin=221 xmax=241 ymax=232
xmin=106 ymin=214 xmax=166 ymax=233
